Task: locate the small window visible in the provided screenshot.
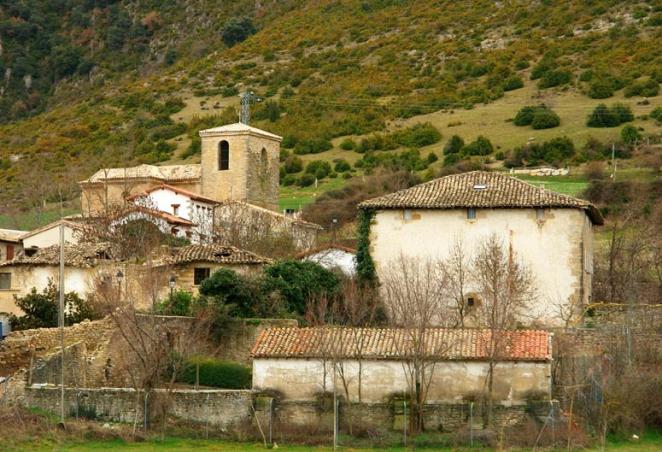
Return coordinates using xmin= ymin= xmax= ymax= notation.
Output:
xmin=172 ymin=204 xmax=180 ymax=216
xmin=403 ymin=209 xmax=413 ymax=221
xmin=467 ymin=208 xmax=477 ymax=220
xmin=194 ymin=268 xmax=211 ymax=285
xmin=0 ymin=273 xmax=11 ymax=290
xmin=6 ymin=244 xmax=14 ymax=260
xmin=218 ymin=141 xmax=230 ymax=170
xmin=467 ymin=297 xmax=475 ymax=307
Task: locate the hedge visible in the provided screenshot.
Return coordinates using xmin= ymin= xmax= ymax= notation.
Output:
xmin=178 ymin=358 xmax=251 ymax=389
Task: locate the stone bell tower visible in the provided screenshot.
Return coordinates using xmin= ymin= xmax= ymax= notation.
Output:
xmin=199 ymin=123 xmax=282 ymax=211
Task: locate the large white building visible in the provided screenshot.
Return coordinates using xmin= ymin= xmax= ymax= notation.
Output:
xmin=358 ymin=171 xmax=603 ymax=327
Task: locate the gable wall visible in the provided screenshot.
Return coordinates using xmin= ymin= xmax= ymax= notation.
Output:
xmin=370 ymin=208 xmax=592 ymax=327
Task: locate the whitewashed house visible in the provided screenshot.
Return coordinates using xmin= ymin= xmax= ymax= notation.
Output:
xmin=297 ymin=245 xmax=357 ymax=276
xmin=358 ymin=171 xmax=604 ymax=327
xmin=127 ymin=184 xmax=219 ymax=243
xmin=20 ymin=219 xmax=84 ymax=250
xmin=251 ymin=327 xmax=552 ymax=404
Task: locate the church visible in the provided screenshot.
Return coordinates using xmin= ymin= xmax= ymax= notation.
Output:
xmin=78 ymin=123 xmax=321 ymax=248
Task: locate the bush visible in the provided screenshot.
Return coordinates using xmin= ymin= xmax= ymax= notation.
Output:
xmin=624 ymin=78 xmax=660 ymax=98
xmin=283 ymin=156 xmax=303 ymax=173
xmin=263 ymin=260 xmax=341 ymax=315
xmin=294 ymin=138 xmax=332 ymax=155
xmin=199 ymin=268 xmax=265 ymax=318
xmin=10 ymin=280 xmax=100 ymax=330
xmin=651 ymin=107 xmax=662 ymax=123
xmin=503 ymin=75 xmax=524 ymax=91
xmin=281 ymin=134 xmax=297 ymax=149
xmin=298 ymin=173 xmax=316 ymax=187
xmin=588 ymin=79 xmax=615 ymax=99
xmin=538 ymin=69 xmax=572 ymax=88
xmin=514 ymin=106 xmax=537 ymax=126
xmin=392 ymin=122 xmax=441 ymax=147
xmin=586 ymin=103 xmax=630 ymax=128
xmin=531 ymin=108 xmax=561 ymax=129
xmin=282 ymin=174 xmax=297 ymax=186
xmin=621 ymin=125 xmax=641 ymax=145
xmin=334 ymin=159 xmax=351 ymax=172
xmin=339 ymin=138 xmax=356 ymax=150
xmin=462 ymin=135 xmax=493 ymax=156
xmin=178 ymin=357 xmax=251 ymax=389
xmin=444 ymin=135 xmax=464 ymax=154
xmin=157 ymin=289 xmax=194 ymax=316
xmin=509 ymin=136 xmax=575 ymax=167
xmin=305 ymin=160 xmax=331 ymax=179
xmin=221 ymin=16 xmax=256 ymax=47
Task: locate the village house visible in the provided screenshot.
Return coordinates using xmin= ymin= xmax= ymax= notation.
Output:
xmin=0 ymin=242 xmax=116 ymax=317
xmin=251 ymin=327 xmax=552 ymax=404
xmin=358 ymin=171 xmax=604 ymax=327
xmin=77 ymin=123 xmax=319 ymax=249
xmin=0 ymin=228 xmax=25 ymax=262
xmin=20 ymin=219 xmax=84 ymax=250
xmin=296 ymin=244 xmax=357 ymax=276
xmin=156 ymin=244 xmax=271 ymax=299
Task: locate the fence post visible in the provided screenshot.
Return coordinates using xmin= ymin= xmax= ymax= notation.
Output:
xmin=470 ymin=401 xmax=474 ymax=448
xmin=403 ymin=400 xmax=407 ymax=446
xmin=268 ymin=397 xmax=273 ymax=446
xmin=205 ymin=392 xmax=210 ymax=439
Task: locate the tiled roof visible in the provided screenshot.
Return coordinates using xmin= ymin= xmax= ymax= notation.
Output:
xmin=1 ymin=243 xmax=113 ymax=268
xmin=166 ymin=244 xmax=272 ymax=265
xmin=0 ymin=228 xmax=27 ymax=243
xmin=199 ymin=122 xmax=282 ymax=141
xmin=359 ymin=171 xmax=603 ymax=225
xmin=81 ymin=164 xmax=201 ymax=184
xmin=251 ymin=327 xmax=551 ymax=362
xmin=127 ymin=184 xmax=220 ymax=205
xmin=19 ymin=219 xmax=86 ymax=240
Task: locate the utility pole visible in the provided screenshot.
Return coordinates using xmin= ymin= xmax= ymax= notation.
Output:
xmin=611 ymin=143 xmax=616 ymax=181
xmin=58 ymin=221 xmax=65 ymax=427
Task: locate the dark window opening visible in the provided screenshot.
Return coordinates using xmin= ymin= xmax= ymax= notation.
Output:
xmin=467 ymin=208 xmax=477 ymax=220
xmin=6 ymin=245 xmax=14 ymax=260
xmin=467 ymin=297 xmax=475 ymax=307
xmin=0 ymin=272 xmax=11 ymax=290
xmin=194 ymin=267 xmax=211 ymax=285
xmin=218 ymin=141 xmax=230 ymax=170
xmin=172 ymin=204 xmax=180 ymax=216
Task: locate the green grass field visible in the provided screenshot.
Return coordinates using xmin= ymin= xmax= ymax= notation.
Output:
xmin=17 ymin=430 xmax=662 ymax=451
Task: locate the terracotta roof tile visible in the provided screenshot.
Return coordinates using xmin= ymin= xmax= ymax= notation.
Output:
xmin=81 ymin=164 xmax=200 ymax=184
xmin=1 ymin=243 xmax=114 ymax=268
xmin=359 ymin=171 xmax=603 ymax=225
xmin=251 ymin=327 xmax=551 ymax=361
xmin=166 ymin=244 xmax=272 ymax=266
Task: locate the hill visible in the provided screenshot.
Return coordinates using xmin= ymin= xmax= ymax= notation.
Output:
xmin=0 ymin=0 xmax=661 ymax=224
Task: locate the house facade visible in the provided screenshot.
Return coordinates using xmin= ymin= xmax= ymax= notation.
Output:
xmin=296 ymin=245 xmax=357 ymax=276
xmin=0 ymin=229 xmax=25 ymax=262
xmin=20 ymin=219 xmax=83 ymax=250
xmin=358 ymin=171 xmax=603 ymax=327
xmin=251 ymin=327 xmax=552 ymax=404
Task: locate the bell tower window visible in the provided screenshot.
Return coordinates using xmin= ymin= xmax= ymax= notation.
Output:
xmin=218 ymin=141 xmax=229 ymax=170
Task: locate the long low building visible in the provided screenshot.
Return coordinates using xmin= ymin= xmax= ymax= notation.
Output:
xmin=251 ymin=327 xmax=552 ymax=404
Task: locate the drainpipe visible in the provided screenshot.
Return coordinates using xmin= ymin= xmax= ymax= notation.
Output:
xmin=547 ymin=332 xmax=554 ymax=401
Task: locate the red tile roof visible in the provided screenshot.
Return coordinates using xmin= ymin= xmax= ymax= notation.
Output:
xmin=165 ymin=244 xmax=272 ymax=265
xmin=251 ymin=327 xmax=551 ymax=362
xmin=359 ymin=171 xmax=603 ymax=225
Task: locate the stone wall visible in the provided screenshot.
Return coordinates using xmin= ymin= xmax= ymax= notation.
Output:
xmin=23 ymin=387 xmax=254 ymax=429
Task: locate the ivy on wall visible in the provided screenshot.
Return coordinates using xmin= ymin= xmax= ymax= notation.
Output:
xmin=356 ymin=208 xmax=377 ymax=286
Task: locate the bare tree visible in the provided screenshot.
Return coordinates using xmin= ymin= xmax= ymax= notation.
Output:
xmin=442 ymin=237 xmax=472 ymax=327
xmin=381 ymin=254 xmax=455 ymax=433
xmin=471 ymin=234 xmax=536 ymax=426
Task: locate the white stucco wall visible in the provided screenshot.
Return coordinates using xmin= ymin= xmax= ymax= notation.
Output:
xmin=370 ymin=208 xmax=593 ymax=326
xmin=303 ymin=249 xmax=356 ymax=276
xmin=253 ymin=358 xmax=550 ymax=403
xmin=22 ymin=225 xmax=79 ymax=249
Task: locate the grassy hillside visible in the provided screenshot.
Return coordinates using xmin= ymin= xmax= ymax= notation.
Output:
xmin=0 ymin=0 xmax=661 ymax=221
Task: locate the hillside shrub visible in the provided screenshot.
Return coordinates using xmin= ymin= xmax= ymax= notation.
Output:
xmin=393 ymin=122 xmax=442 ymax=147
xmin=462 ymin=136 xmax=493 ymax=156
xmin=178 ymin=358 xmax=251 ymax=389
xmin=538 ymin=69 xmax=572 ymax=88
xmin=298 ymin=173 xmax=315 ymax=187
xmin=444 ymin=135 xmax=464 ymax=154
xmin=588 ymin=79 xmax=615 ymax=99
xmin=221 ymin=16 xmax=256 ymax=47
xmin=650 ymin=107 xmax=662 ymax=123
xmin=199 ymin=268 xmax=265 ymax=318
xmin=281 ymin=134 xmax=297 ymax=149
xmin=283 ymin=156 xmax=303 ymax=173
xmin=294 ymin=138 xmax=332 ymax=155
xmin=624 ymin=78 xmax=659 ymax=98
xmin=334 ymin=159 xmax=351 ymax=172
xmin=339 ymin=138 xmax=356 ymax=150
xmin=531 ymin=108 xmax=561 ymax=129
xmin=621 ymin=125 xmax=641 ymax=145
xmin=503 ymin=75 xmax=524 ymax=91
xmin=587 ymin=103 xmax=633 ymax=128
xmin=507 ymin=136 xmax=575 ymax=167
xmin=305 ymin=160 xmax=331 ymax=179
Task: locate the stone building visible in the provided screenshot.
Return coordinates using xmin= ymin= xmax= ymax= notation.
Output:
xmin=78 ymin=123 xmax=318 ymax=250
xmin=251 ymin=327 xmax=552 ymax=404
xmin=358 ymin=171 xmax=604 ymax=327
